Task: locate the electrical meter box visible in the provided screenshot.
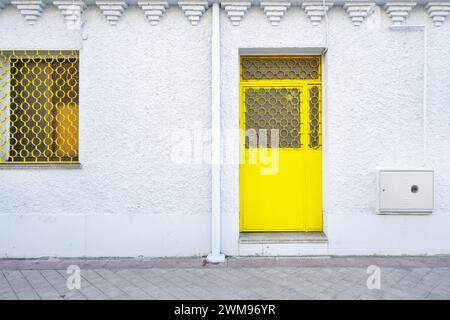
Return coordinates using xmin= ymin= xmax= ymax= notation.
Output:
xmin=377 ymin=168 xmax=434 ymax=214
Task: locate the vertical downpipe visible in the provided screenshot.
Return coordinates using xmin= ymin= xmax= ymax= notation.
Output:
xmin=207 ymin=2 xmax=225 ymax=263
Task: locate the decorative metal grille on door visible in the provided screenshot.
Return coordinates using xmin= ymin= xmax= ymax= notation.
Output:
xmin=241 ymin=56 xmax=320 ymax=80
xmin=245 ymin=87 xmax=301 ymax=148
xmin=0 ymin=50 xmax=79 ymax=163
xmin=309 ymin=86 xmax=321 ymax=149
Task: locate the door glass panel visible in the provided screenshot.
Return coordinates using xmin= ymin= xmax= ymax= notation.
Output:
xmin=309 ymin=86 xmax=321 ymax=149
xmin=245 ymin=87 xmax=301 ymax=148
xmin=241 ymin=57 xmax=320 ymax=80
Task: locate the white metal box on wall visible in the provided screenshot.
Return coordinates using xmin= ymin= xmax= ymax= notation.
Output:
xmin=377 ymin=169 xmax=434 ymax=214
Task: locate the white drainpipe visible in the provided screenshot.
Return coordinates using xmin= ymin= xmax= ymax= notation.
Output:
xmin=207 ymin=1 xmax=225 ymax=263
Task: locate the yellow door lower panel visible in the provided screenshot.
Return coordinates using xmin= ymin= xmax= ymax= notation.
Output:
xmin=239 ymin=56 xmax=323 ymax=232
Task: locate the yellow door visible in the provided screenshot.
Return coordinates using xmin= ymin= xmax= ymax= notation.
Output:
xmin=240 ymin=56 xmax=323 ymax=232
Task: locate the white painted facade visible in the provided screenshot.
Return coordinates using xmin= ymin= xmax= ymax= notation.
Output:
xmin=1 ymin=0 xmax=450 ymax=258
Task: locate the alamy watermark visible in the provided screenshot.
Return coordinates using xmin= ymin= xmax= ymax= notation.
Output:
xmin=366 ymin=265 xmax=381 ymax=290
xmin=170 ymin=122 xmax=281 ymax=175
xmin=66 ymin=265 xmax=81 ymax=290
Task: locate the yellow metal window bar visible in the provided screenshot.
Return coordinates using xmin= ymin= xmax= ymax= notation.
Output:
xmin=245 ymin=87 xmax=301 ymax=148
xmin=241 ymin=56 xmax=320 ymax=80
xmin=0 ymin=50 xmax=79 ymax=164
xmin=309 ymin=85 xmax=322 ymax=149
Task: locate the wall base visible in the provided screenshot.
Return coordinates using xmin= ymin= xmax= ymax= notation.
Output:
xmin=328 ymin=212 xmax=450 ymax=255
xmin=0 ymin=214 xmax=210 ymax=258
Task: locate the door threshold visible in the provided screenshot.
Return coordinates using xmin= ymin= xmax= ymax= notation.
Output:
xmin=239 ymin=232 xmax=328 ymax=244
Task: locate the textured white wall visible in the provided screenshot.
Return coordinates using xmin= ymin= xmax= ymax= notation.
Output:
xmin=0 ymin=5 xmax=450 ymax=257
xmin=220 ymin=6 xmax=450 ymax=255
xmin=0 ymin=6 xmax=213 ymax=257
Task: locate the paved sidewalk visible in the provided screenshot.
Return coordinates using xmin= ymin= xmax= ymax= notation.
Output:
xmin=1 ymin=256 xmax=450 ymax=300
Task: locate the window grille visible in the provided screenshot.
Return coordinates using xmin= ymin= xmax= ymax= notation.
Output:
xmin=245 ymin=87 xmax=301 ymax=148
xmin=241 ymin=56 xmax=320 ymax=80
xmin=0 ymin=50 xmax=79 ymax=163
xmin=309 ymin=86 xmax=321 ymax=149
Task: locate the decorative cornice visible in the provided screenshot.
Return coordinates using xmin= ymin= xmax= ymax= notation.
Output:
xmin=0 ymin=1 xmax=449 ymax=28
xmin=11 ymin=0 xmax=45 ymax=25
xmin=426 ymin=2 xmax=450 ymax=27
xmin=54 ymin=1 xmax=87 ymax=29
xmin=384 ymin=1 xmax=416 ymax=25
xmin=343 ymin=1 xmax=375 ymax=26
xmin=260 ymin=1 xmax=290 ymax=26
xmin=221 ymin=1 xmax=251 ymax=26
xmin=302 ymin=1 xmax=333 ymax=26
xmin=96 ymin=1 xmax=128 ymax=26
xmin=138 ymin=1 xmax=169 ymax=25
xmin=178 ymin=1 xmax=209 ymax=25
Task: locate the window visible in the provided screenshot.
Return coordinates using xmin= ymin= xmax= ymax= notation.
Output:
xmin=0 ymin=50 xmax=79 ymax=164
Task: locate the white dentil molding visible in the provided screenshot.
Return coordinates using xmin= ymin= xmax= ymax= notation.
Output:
xmin=53 ymin=0 xmax=87 ymax=29
xmin=302 ymin=1 xmax=333 ymax=26
xmin=178 ymin=0 xmax=209 ymax=25
xmin=11 ymin=0 xmax=46 ymax=25
xmin=96 ymin=1 xmax=128 ymax=26
xmin=343 ymin=1 xmax=375 ymax=26
xmin=384 ymin=1 xmax=416 ymax=25
xmin=0 ymin=1 xmax=448 ymax=28
xmin=221 ymin=1 xmax=251 ymax=26
xmin=426 ymin=2 xmax=450 ymax=26
xmin=260 ymin=1 xmax=291 ymax=26
xmin=138 ymin=1 xmax=169 ymax=25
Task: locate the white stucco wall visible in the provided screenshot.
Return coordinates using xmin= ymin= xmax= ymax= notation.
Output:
xmin=0 ymin=6 xmax=213 ymax=257
xmin=221 ymin=6 xmax=450 ymax=256
xmin=0 ymin=4 xmax=450 ymax=257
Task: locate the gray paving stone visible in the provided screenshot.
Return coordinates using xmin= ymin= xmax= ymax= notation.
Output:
xmin=1 ymin=258 xmax=450 ymax=300
xmin=95 ymin=269 xmax=150 ymax=300
xmin=115 ymin=270 xmax=166 ymax=299
xmin=2 ymin=270 xmax=40 ymax=300
xmin=425 ymin=292 xmax=450 ymax=300
xmin=41 ymin=270 xmax=86 ymax=300
xmin=21 ymin=270 xmax=62 ymax=300
xmin=81 ymin=270 xmax=125 ymax=299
